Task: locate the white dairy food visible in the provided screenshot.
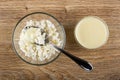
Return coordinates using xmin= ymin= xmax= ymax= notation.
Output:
xmin=75 ymin=16 xmax=109 ymax=49
xmin=19 ymin=20 xmax=62 ymax=61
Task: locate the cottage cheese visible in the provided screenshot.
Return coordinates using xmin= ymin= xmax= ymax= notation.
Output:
xmin=19 ymin=20 xmax=62 ymax=61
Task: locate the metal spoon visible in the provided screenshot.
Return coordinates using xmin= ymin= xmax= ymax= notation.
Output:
xmin=52 ymin=44 xmax=93 ymax=71
xmin=31 ymin=26 xmax=93 ymax=71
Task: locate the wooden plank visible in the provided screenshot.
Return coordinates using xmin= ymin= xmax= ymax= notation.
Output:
xmin=0 ymin=0 xmax=120 ymax=80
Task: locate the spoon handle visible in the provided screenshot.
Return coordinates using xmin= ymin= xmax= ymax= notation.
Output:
xmin=53 ymin=45 xmax=93 ymax=71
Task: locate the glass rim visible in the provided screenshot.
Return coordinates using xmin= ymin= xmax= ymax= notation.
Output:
xmin=74 ymin=16 xmax=109 ymax=49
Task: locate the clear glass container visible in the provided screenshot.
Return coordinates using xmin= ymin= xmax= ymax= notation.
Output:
xmin=12 ymin=12 xmax=66 ymax=65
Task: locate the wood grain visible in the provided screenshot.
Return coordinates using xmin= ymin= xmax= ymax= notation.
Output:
xmin=0 ymin=0 xmax=120 ymax=80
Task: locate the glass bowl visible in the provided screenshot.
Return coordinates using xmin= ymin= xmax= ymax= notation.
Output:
xmin=12 ymin=12 xmax=66 ymax=65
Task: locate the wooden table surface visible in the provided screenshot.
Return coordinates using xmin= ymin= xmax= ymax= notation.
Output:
xmin=0 ymin=0 xmax=120 ymax=80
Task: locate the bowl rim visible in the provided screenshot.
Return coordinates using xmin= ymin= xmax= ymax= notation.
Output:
xmin=12 ymin=12 xmax=66 ymax=66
